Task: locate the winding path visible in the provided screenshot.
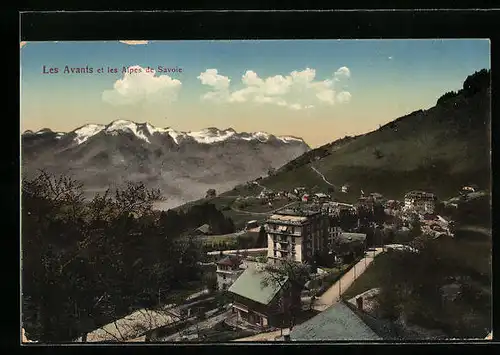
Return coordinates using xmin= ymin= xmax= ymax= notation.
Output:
xmin=312 ymin=247 xmax=384 ymax=312
xmin=310 ymin=166 xmax=336 ymax=189
xmin=455 ymin=225 xmax=491 ymax=237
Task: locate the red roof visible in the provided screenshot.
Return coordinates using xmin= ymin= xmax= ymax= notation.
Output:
xmin=217 ymin=255 xmax=242 ymax=267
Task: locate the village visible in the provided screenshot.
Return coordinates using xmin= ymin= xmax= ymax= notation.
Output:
xmin=56 ymin=178 xmax=491 ymax=343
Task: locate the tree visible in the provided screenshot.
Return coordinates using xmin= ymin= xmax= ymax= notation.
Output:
xmin=373 ymin=202 xmax=386 ymax=225
xmin=203 ymin=273 xmax=218 ymax=293
xmin=255 ymin=226 xmax=267 ymax=248
xmin=437 ymin=90 xmax=459 ymax=105
xmin=373 ymin=148 xmax=384 ymax=159
xmin=260 ymin=260 xmax=311 ymax=328
xmin=205 ymin=189 xmax=217 ymax=199
xmin=463 ymin=69 xmax=490 ymax=96
xmin=268 ymin=167 xmax=276 ymax=176
xmin=409 ymin=216 xmax=422 ymax=239
xmin=22 ymin=171 xmax=202 ymax=342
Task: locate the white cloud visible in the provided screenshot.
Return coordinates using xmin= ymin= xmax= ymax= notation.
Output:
xmin=336 ymin=91 xmax=352 ymax=103
xmin=197 ymin=69 xmax=231 ymax=90
xmin=119 ymin=40 xmax=149 ymax=45
xmin=334 ymin=66 xmax=351 ymax=79
xmin=198 ymin=66 xmax=352 ymax=110
xmin=102 ymin=65 xmax=182 ymax=105
xmin=388 ymin=56 xmax=393 ymax=60
xmin=316 ymin=89 xmax=336 ymax=104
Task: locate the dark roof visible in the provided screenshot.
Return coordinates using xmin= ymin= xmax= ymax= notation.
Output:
xmin=276 ymin=207 xmax=321 ymax=217
xmin=217 ymin=255 xmax=242 ymax=267
xmin=338 ymin=233 xmax=367 ymax=243
xmin=290 ymin=302 xmax=381 ymax=341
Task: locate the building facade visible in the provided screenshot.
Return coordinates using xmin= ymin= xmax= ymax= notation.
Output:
xmin=404 ymin=191 xmax=437 ymax=214
xmin=266 ymin=207 xmax=328 ymax=265
xmin=228 ymin=266 xmax=294 ymax=329
xmin=216 ymin=256 xmax=243 ymax=291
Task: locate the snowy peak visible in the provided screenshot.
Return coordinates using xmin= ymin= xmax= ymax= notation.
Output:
xmin=25 ymin=120 xmax=308 ymax=147
xmin=104 ymin=120 xmax=151 ymax=143
xmin=188 ymin=127 xmax=237 ymax=144
xmin=74 ymin=124 xmax=106 ymax=145
xmin=23 ymin=128 xmax=67 ymax=139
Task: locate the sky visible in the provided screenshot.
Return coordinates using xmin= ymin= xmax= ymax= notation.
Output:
xmin=20 ymin=39 xmax=490 ymax=148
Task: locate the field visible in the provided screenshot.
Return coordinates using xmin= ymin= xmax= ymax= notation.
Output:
xmin=342 ymin=252 xmax=392 ymax=300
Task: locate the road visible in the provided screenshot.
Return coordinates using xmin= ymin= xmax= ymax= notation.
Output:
xmin=456 ymin=225 xmax=491 ymax=237
xmin=310 ymin=166 xmax=336 ymax=188
xmin=159 ymin=310 xmax=232 ymax=341
xmin=230 ymin=201 xmax=299 ymax=215
xmin=312 ymin=247 xmax=384 ymax=312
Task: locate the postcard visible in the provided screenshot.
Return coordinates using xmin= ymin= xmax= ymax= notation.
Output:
xmin=20 ymin=39 xmax=492 ymax=343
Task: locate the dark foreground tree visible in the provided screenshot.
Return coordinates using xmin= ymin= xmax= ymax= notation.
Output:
xmin=22 ymin=171 xmax=206 ymax=342
xmin=259 ymin=260 xmax=311 ymax=328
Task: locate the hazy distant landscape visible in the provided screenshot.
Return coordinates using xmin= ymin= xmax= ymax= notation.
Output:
xmin=22 ymin=124 xmax=310 ymax=209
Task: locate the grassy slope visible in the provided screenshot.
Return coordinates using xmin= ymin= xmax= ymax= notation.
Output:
xmin=342 ymin=229 xmax=491 ymax=336
xmin=343 ymin=230 xmax=491 ymax=300
xmin=231 ymin=89 xmax=490 ymax=202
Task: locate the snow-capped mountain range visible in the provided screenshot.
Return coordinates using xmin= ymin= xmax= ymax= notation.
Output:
xmin=23 ymin=119 xmax=306 ymax=146
xmin=22 ymin=120 xmax=310 ymax=210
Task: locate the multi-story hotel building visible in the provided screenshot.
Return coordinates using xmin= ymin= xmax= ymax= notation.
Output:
xmin=404 ymin=191 xmax=437 ymax=214
xmin=265 ymin=207 xmax=328 ymax=265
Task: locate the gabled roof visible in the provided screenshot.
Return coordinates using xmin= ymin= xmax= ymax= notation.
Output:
xmin=290 ymin=302 xmax=381 ymax=341
xmin=228 ymin=266 xmax=288 ymax=305
xmin=195 ymin=224 xmax=211 ymax=234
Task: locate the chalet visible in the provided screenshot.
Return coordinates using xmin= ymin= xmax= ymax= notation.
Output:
xmin=322 ymin=202 xmax=357 ymax=218
xmin=286 ymin=192 xmax=298 ymax=200
xmin=246 ymin=220 xmax=259 ymax=230
xmin=332 ymin=232 xmax=367 ymax=262
xmin=341 ymin=184 xmax=349 ymax=193
xmin=216 ymin=255 xmax=243 ymax=291
xmin=461 ymin=185 xmax=478 ymax=193
xmin=289 ymin=301 xmax=381 ymax=341
xmin=294 ymin=187 xmax=307 ymax=195
xmin=192 ymin=224 xmax=212 ymax=236
xmin=313 ymin=192 xmax=329 ymax=202
xmin=356 ymin=196 xmax=375 ymax=211
xmin=228 ymin=266 xmax=294 ymax=329
xmin=259 ymin=189 xmax=275 ymax=199
xmin=369 ymin=192 xmax=384 ymax=202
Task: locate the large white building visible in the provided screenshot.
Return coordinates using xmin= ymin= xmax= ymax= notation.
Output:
xmin=404 ymin=191 xmax=437 ymax=214
xmin=265 ymin=207 xmax=328 ymax=265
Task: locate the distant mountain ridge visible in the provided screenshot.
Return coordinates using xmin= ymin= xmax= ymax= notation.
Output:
xmin=22 ymin=120 xmax=307 ymax=146
xmin=21 ymin=121 xmax=310 ymax=209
